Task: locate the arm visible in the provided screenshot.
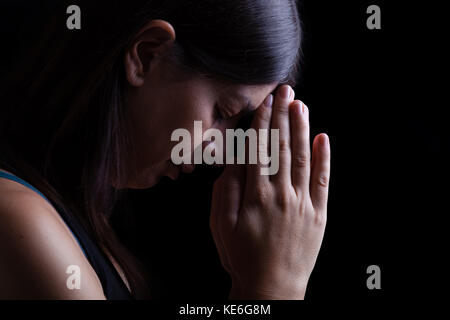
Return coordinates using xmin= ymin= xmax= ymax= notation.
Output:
xmin=0 ymin=186 xmax=106 ymax=299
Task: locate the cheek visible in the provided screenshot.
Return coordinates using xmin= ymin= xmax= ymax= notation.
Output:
xmin=172 ymin=100 xmax=221 ymax=155
xmin=173 ymin=97 xmax=216 ymax=132
xmin=134 ymin=80 xmax=218 ymax=156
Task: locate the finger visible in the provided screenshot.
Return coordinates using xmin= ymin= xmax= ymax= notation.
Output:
xmin=246 ymin=94 xmax=273 ymax=189
xmin=271 ymin=85 xmax=294 ymax=186
xmin=310 ymin=134 xmax=331 ymax=213
xmin=290 ymin=100 xmax=311 ymax=195
xmin=221 ymin=162 xmax=246 ymax=229
xmin=210 ymin=177 xmax=230 ymax=270
xmin=214 ymin=163 xmax=245 ymax=272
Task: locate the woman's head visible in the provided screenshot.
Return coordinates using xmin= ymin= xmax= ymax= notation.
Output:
xmin=0 ymin=0 xmax=302 ymax=297
xmin=121 ymin=0 xmax=302 ymax=188
xmin=122 ymin=20 xmax=279 ymax=188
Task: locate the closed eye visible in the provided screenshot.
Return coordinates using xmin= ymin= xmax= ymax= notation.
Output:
xmin=215 ymin=100 xmax=254 ymax=124
xmin=215 ymin=103 xmax=238 ymax=121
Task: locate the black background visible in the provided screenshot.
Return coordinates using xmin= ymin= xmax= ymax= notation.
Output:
xmin=0 ymin=0 xmax=446 ymax=306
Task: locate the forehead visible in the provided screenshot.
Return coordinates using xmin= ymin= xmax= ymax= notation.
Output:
xmin=218 ymin=82 xmax=278 ymax=106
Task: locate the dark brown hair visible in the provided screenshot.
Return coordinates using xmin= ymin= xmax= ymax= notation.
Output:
xmin=0 ymin=0 xmax=302 ymax=298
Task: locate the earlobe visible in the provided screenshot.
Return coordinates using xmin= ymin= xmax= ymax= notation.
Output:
xmin=124 ymin=20 xmax=176 ymax=87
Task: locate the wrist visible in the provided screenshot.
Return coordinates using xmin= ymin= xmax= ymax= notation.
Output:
xmin=230 ymin=278 xmax=307 ymax=300
xmin=242 ymin=285 xmax=306 ymax=300
xmin=229 ymin=282 xmax=243 ymax=300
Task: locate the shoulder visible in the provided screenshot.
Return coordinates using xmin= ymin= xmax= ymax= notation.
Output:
xmin=0 ymin=175 xmax=105 ymax=299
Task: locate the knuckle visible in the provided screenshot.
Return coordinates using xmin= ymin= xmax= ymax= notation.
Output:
xmin=293 ymin=152 xmax=310 ymax=168
xmin=275 ymin=191 xmax=292 ymax=210
xmin=275 ymin=104 xmax=290 ymax=116
xmin=317 ymin=174 xmax=329 ymax=188
xmin=253 ymin=183 xmax=272 ymax=204
xmin=279 ymin=139 xmax=290 ymax=153
xmin=314 ymin=213 xmax=327 ymax=227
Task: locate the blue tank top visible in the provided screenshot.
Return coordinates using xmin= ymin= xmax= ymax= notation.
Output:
xmin=0 ymin=171 xmax=133 ymax=300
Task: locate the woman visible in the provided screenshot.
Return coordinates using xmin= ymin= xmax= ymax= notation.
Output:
xmin=0 ymin=0 xmax=330 ymax=299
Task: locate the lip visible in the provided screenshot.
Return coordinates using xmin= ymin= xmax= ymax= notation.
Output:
xmin=181 ymin=164 xmax=195 ymax=174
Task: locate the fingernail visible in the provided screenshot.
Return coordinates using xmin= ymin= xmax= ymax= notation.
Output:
xmin=300 ymin=102 xmax=309 ymax=120
xmin=279 ymin=85 xmax=291 ymax=99
xmin=294 ymin=101 xmax=302 ymax=114
xmin=323 ymin=134 xmax=329 ymax=146
xmin=264 ymin=94 xmax=273 ymax=108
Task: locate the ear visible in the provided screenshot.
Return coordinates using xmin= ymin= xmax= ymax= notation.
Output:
xmin=124 ymin=20 xmax=176 ymax=87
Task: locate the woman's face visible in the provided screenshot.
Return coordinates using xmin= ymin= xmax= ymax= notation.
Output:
xmin=124 ymin=57 xmax=278 ymax=189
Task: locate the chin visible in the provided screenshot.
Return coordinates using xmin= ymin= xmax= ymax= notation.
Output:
xmin=121 ymin=160 xmax=191 ymax=189
xmin=119 ymin=167 xmax=164 ymax=190
xmin=118 ymin=177 xmax=157 ymax=190
xmin=135 ymin=177 xmax=161 ymax=189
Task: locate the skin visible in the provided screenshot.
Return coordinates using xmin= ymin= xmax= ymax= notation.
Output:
xmin=122 ymin=20 xmax=277 ymax=189
xmin=0 ymin=19 xmax=330 ymax=299
xmin=211 ymin=88 xmax=330 ymax=300
xmin=0 ymin=169 xmax=107 ymax=299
